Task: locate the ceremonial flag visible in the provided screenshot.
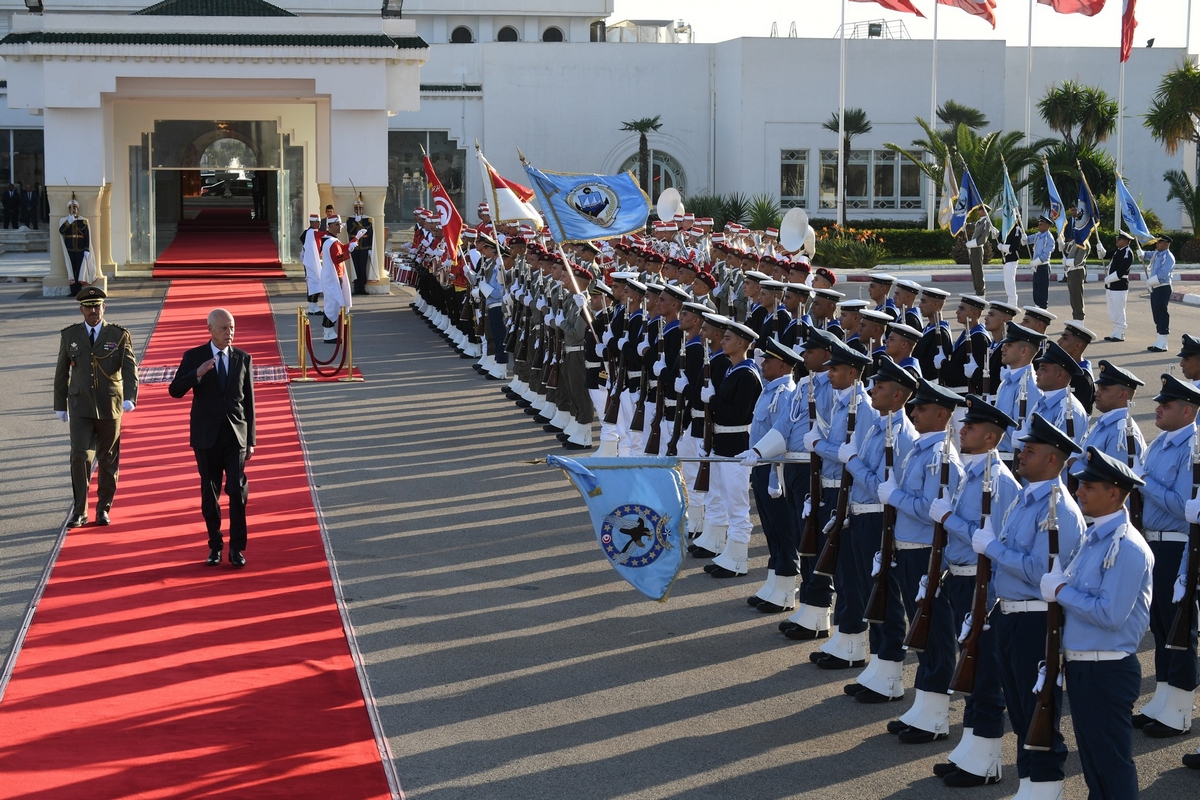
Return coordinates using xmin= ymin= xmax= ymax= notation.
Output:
xmin=852 ymin=0 xmax=926 ymax=17
xmin=477 ymin=146 xmax=542 ymax=227
xmin=422 ymin=153 xmax=462 ymax=256
xmin=939 ymin=0 xmax=997 ymax=28
xmin=548 ymin=455 xmax=687 ymax=601
xmin=938 ymin=153 xmax=958 ymax=230
xmin=1000 ymin=161 xmax=1022 ymax=239
xmin=522 ymin=161 xmax=651 ymax=243
xmin=1073 ymin=170 xmax=1099 ymax=246
xmin=1121 ymin=0 xmax=1137 ymax=63
xmin=949 ymin=164 xmax=983 ymax=236
xmin=1115 ymin=173 xmax=1155 ymax=244
xmin=1043 ymin=158 xmax=1066 ymax=239
xmin=1036 ymin=0 xmax=1106 ymax=15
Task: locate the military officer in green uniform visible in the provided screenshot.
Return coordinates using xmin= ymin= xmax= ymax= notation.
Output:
xmin=53 ymin=287 xmax=139 ymax=528
xmin=345 ymin=198 xmax=374 ymax=296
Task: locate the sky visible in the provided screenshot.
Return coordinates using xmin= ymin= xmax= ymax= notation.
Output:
xmin=610 ymin=0 xmax=1196 ymax=50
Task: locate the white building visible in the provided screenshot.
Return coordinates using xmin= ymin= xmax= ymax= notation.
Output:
xmin=0 ymin=0 xmax=1189 ymax=295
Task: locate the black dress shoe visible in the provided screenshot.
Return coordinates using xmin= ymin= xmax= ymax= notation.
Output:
xmin=943 ymin=768 xmax=998 ymax=787
xmin=206 ymin=549 xmax=222 ymax=566
xmin=561 ymin=441 xmax=589 ymax=451
xmin=515 ymin=399 xmax=532 ymax=408
xmin=1132 ymin=713 xmax=1152 ymax=729
xmin=756 ymin=601 xmax=790 ymax=614
xmin=67 ymin=514 xmax=88 ymax=528
xmin=543 ymin=424 xmax=562 ymax=433
xmin=856 ymin=688 xmax=900 ymax=704
xmin=932 ymin=761 xmax=959 ymax=778
xmin=816 ymin=654 xmax=864 ymax=670
xmin=229 ymin=551 xmax=246 ymax=568
xmin=1103 ymin=336 xmax=1125 ymax=342
xmin=784 ymin=626 xmax=829 ymax=641
xmin=844 ymin=683 xmax=865 ymax=696
xmin=886 ymin=720 xmax=910 ymax=735
xmin=1143 ymin=720 xmax=1187 ymax=738
xmin=898 ymin=726 xmax=947 ymax=744
xmin=534 ymin=415 xmax=552 ymax=424
xmin=707 ymin=566 xmax=743 ymax=579
xmin=779 ymin=620 xmax=799 ymax=633
xmin=747 ymin=595 xmax=764 ymax=607
xmin=485 ymin=373 xmax=504 ymax=381
xmin=523 ymin=407 xmax=540 ymax=416
xmin=689 ymin=547 xmax=718 ymax=559
xmin=809 ymin=651 xmax=826 ymax=663
xmin=473 ymin=364 xmax=485 ymax=373
xmin=459 ymin=351 xmax=475 ymax=359
xmin=96 ymin=510 xmax=110 ymax=526
xmin=1148 ymin=345 xmax=1168 ymax=352
xmin=556 ymin=433 xmax=570 ymax=441
xmin=1183 ymin=751 xmax=1200 ymax=769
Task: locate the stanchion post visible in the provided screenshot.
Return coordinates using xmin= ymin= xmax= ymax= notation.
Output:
xmin=293 ymin=305 xmax=316 ymax=383
xmin=339 ymin=310 xmax=364 ymax=382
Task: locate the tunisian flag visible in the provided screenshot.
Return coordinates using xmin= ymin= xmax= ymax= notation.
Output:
xmin=1121 ymin=0 xmax=1137 ymax=63
xmin=851 ymin=0 xmax=925 ymax=18
xmin=422 ymin=154 xmax=462 ymax=257
xmin=939 ymin=0 xmax=997 ymax=28
xmin=1037 ymin=0 xmax=1106 ymax=16
xmin=477 ymin=148 xmax=543 ymax=228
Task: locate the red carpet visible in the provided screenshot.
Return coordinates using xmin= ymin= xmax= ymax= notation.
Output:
xmin=0 ymin=281 xmax=394 ymax=799
xmin=155 ymin=209 xmax=284 ymax=279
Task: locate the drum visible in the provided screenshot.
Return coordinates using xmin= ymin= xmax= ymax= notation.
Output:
xmin=395 ymin=265 xmax=416 ymax=286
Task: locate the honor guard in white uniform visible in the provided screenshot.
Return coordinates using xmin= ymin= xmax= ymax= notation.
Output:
xmin=299 ymin=213 xmax=324 ymax=314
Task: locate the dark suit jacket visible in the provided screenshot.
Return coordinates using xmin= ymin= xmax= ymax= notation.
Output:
xmin=169 ymin=342 xmax=256 ymax=450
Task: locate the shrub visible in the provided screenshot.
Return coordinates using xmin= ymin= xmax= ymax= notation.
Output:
xmin=816 ymin=227 xmax=888 ymax=270
xmin=748 ymin=194 xmax=782 ymax=230
xmin=870 ymin=228 xmax=956 ymax=258
xmin=1180 ymin=238 xmax=1200 ymax=263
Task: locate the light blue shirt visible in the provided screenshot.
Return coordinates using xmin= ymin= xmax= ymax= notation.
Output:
xmin=1148 ymin=247 xmax=1176 ymax=286
xmin=892 ymin=430 xmax=963 ymax=545
xmin=1030 ymin=229 xmax=1056 ymax=263
xmin=846 ymin=410 xmax=916 ymax=505
xmin=772 ymin=371 xmax=833 ymax=453
xmin=986 ymin=477 xmax=1085 ymax=602
xmin=482 ymin=258 xmax=505 ymax=306
xmin=943 ymin=452 xmax=1022 ymax=567
xmin=994 ymin=363 xmax=1043 ymax=452
xmin=1058 ymin=510 xmax=1153 ymax=654
xmin=1080 ymin=407 xmax=1145 ymax=469
xmin=1026 ymin=386 xmax=1089 ymax=444
xmin=813 ymin=382 xmax=873 ymax=482
xmin=751 ymin=374 xmax=796 ymax=444
xmin=1140 ymin=422 xmax=1196 ymax=534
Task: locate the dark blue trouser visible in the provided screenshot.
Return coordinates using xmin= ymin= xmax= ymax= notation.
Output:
xmin=866 ymin=531 xmax=908 ymax=662
xmin=487 ymin=304 xmax=507 ymax=364
xmin=944 ymin=573 xmax=1005 ymax=738
xmin=1148 ymin=540 xmax=1199 ymax=690
xmin=1150 ymin=284 xmax=1172 ymax=335
xmin=1032 ymin=264 xmax=1050 ymax=309
xmin=895 ymin=547 xmax=955 ymax=693
xmin=784 ymin=465 xmax=832 ymax=608
xmin=992 ymin=608 xmax=1067 ymax=782
xmin=1066 ymin=656 xmax=1140 ymax=800
xmin=751 ymin=465 xmax=795 ymax=576
xmin=834 ymin=511 xmax=880 ymax=636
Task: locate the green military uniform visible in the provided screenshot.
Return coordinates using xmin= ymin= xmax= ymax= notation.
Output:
xmin=53 ymin=287 xmax=139 ymax=524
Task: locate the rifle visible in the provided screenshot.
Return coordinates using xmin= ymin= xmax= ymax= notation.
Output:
xmin=631 ymin=321 xmax=652 ymax=435
xmin=982 ymin=342 xmax=992 ymax=404
xmin=951 ymin=451 xmax=995 ymax=694
xmin=798 ymin=374 xmax=824 ymax=557
xmin=506 ymin=288 xmax=524 ymax=354
xmin=602 ymin=318 xmax=626 ymax=426
xmin=815 ymin=382 xmax=861 ymax=577
xmin=645 ymin=319 xmax=668 ymax=455
xmin=545 ymin=318 xmax=562 ymax=390
xmin=1126 ymin=406 xmax=1144 ymax=533
xmin=1012 ymin=371 xmax=1029 ymax=476
xmin=1026 ymin=483 xmax=1064 ymax=751
xmin=515 ymin=293 xmax=533 ymax=363
xmin=1065 ymin=393 xmax=1078 ymax=495
xmin=541 ymin=305 xmax=559 ymax=389
xmin=864 ymin=412 xmax=897 ymax=624
xmin=666 ymin=331 xmax=690 ymax=457
xmin=905 ymin=431 xmax=954 ymax=653
xmin=693 ymin=345 xmax=715 ymax=493
xmin=1167 ymin=433 xmax=1200 ymax=650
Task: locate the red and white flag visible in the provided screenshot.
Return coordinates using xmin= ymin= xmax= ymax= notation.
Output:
xmin=939 ymin=0 xmax=997 ymax=28
xmin=851 ymin=0 xmax=926 ymax=18
xmin=1037 ymin=0 xmax=1106 ymax=16
xmin=477 ymin=148 xmax=543 ymax=227
xmin=422 ymin=154 xmax=462 ymax=258
xmin=1121 ymin=0 xmax=1137 ymax=62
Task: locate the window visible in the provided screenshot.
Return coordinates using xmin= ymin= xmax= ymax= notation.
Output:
xmin=543 ymin=27 xmax=564 ymax=42
xmin=589 ymin=21 xmax=606 ymax=42
xmin=619 ymin=150 xmax=686 ymax=204
xmin=780 ymin=150 xmax=807 ymax=209
xmin=387 ymin=131 xmax=466 ymax=226
xmin=497 ymin=26 xmax=519 ymax=42
xmin=450 ymin=26 xmax=474 ymax=44
xmin=819 ymin=149 xmax=923 ymax=212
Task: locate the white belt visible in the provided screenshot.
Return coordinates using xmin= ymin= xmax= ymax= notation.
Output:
xmin=487 ymin=302 xmax=503 ymax=309
xmin=713 ymin=424 xmax=750 ymax=434
xmin=1000 ymin=599 xmax=1048 ymax=614
xmin=1144 ymin=530 xmax=1189 ymax=543
xmin=894 ymin=540 xmax=930 ymax=551
xmin=585 ymin=361 xmax=602 ymax=368
xmin=564 ymin=346 xmax=584 ymax=353
xmin=948 ymin=563 xmax=977 ymax=577
xmin=821 ymin=477 xmax=841 ymax=489
xmin=626 ymin=371 xmax=642 ymax=378
xmin=665 ymin=399 xmax=677 ymax=407
xmin=851 ymin=503 xmax=883 ymax=514
xmin=1065 ymin=649 xmax=1128 ymax=662
xmin=785 ymin=450 xmax=811 ymax=463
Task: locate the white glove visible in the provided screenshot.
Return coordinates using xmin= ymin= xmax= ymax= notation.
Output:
xmin=637 ymin=339 xmax=650 ymax=356
xmin=958 ymin=613 xmax=974 ymax=644
xmin=653 ymin=356 xmax=666 ymax=377
xmin=928 ymin=497 xmax=953 ymax=524
xmin=803 ymin=429 xmax=821 ymax=453
xmin=837 ymin=441 xmax=857 ymax=464
xmin=964 ymin=360 xmax=978 ymax=379
xmin=1029 ymin=258 xmax=1042 ymax=268
xmin=1040 ymin=560 xmax=1067 ymax=603
xmin=871 ymin=550 xmax=883 ymax=577
xmin=83 ymin=251 xmax=90 ymax=262
xmin=1104 ymin=274 xmax=1115 ymax=287
xmin=972 ymin=518 xmax=996 ymax=555
xmin=56 ymin=410 xmax=68 ymax=423
xmin=802 ymin=497 xmax=812 ymax=519
xmin=1185 ymin=498 xmax=1200 ymax=525
xmin=121 ymin=400 xmax=135 ymax=413
xmin=1136 ymin=249 xmax=1146 ymax=261
xmin=602 ymin=329 xmax=614 ymax=345
xmin=933 ymin=353 xmax=946 ymax=369
xmin=674 ymin=374 xmax=689 ymax=393
xmin=573 ymin=294 xmax=585 ymax=309
xmin=1147 ymin=275 xmax=1162 ymax=289
xmin=617 ymin=336 xmax=629 ymax=350
xmin=998 ymin=244 xmax=1011 ymax=255
xmin=595 ymin=343 xmax=606 ymax=359
xmin=768 ymin=479 xmax=783 ymax=499
xmin=470 ymin=287 xmax=481 ymax=302
xmin=348 ymin=241 xmax=359 ymax=252
xmin=877 ymin=476 xmax=899 ymax=507
xmin=966 ymin=239 xmax=978 ymax=249
xmin=700 ymin=383 xmax=715 ymax=403
xmin=554 ymin=311 xmax=564 ymax=326
xmin=1174 ymin=574 xmax=1187 ymax=604
xmin=536 ymin=297 xmax=547 ymax=311
xmin=738 ymin=448 xmax=759 ymax=468
xmin=822 ymin=515 xmax=837 ymax=535
xmin=66 ymin=214 xmax=76 ymax=223
xmin=915 ymin=574 xmax=930 ymax=602
xmin=355 ymin=228 xmax=367 ymax=240
xmin=1020 ymin=233 xmax=1029 ymax=246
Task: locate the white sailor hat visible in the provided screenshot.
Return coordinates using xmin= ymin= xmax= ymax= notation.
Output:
xmin=859 ymin=308 xmax=893 ymax=325
xmin=682 ymin=301 xmax=711 ymax=317
xmin=960 ymin=294 xmax=987 ymax=310
xmin=661 ymin=283 xmax=690 ymax=303
xmin=921 ymin=286 xmax=950 ymax=299
xmin=812 ymin=287 xmax=846 ymax=301
xmin=1062 ymin=320 xmax=1096 ymax=344
xmin=868 ymin=273 xmax=897 ymax=285
xmin=743 ymin=270 xmax=772 ymax=283
xmin=987 ymin=300 xmax=1020 ymax=317
xmin=886 ymin=322 xmax=923 ymax=342
xmin=837 ymin=299 xmax=870 ymax=311
xmin=894 ymin=279 xmax=922 ymax=294
xmin=1022 ymin=305 xmax=1057 ymax=324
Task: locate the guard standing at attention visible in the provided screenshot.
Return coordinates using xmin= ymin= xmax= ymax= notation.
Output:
xmin=345 ymin=197 xmax=374 ymax=296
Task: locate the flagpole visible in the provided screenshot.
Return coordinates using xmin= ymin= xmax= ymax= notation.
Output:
xmin=1116 ymin=58 xmax=1126 ymax=231
xmin=1023 ymin=0 xmax=1035 ymax=224
xmin=928 ymin=1 xmax=939 ymax=231
xmin=837 ymin=0 xmax=847 ymax=227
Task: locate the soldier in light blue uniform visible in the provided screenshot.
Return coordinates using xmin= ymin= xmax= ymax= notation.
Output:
xmin=1178 ymin=334 xmax=1200 ymax=389
xmin=1021 ymin=342 xmax=1089 ymax=454
xmin=1027 ymin=216 xmax=1057 ymax=310
xmin=1041 ymin=447 xmax=1153 ymax=800
xmin=1146 ymin=234 xmax=1176 ymax=352
xmin=877 ymin=379 xmax=964 ymax=744
xmin=993 ymin=322 xmax=1045 ymax=458
xmin=1078 ymin=361 xmax=1145 ymax=472
xmin=972 ymin=414 xmax=1085 ymax=798
xmin=842 ymin=357 xmax=919 ymax=703
xmin=927 ymin=396 xmax=1021 ymax=787
xmin=1134 ymin=373 xmax=1200 ymax=738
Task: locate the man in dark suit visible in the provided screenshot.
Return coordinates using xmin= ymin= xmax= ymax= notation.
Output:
xmin=169 ymin=308 xmax=256 ymax=568
xmin=2 ymin=183 xmax=19 ymax=229
xmin=20 ymin=183 xmax=38 ymax=229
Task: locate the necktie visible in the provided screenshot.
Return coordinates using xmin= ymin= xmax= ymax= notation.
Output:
xmin=217 ymin=351 xmax=228 ymax=388
xmin=89 ymin=327 xmax=96 ymax=347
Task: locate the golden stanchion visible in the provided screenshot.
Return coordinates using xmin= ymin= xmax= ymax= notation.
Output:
xmin=338 ymin=310 xmax=364 ymax=382
xmin=293 ymin=305 xmax=316 ymax=383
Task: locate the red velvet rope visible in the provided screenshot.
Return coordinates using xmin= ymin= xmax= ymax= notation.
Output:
xmin=304 ymin=316 xmax=348 ymax=377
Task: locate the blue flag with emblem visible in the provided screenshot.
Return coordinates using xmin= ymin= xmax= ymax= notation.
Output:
xmin=1043 ymin=158 xmax=1066 ymax=239
xmin=1000 ymin=162 xmax=1022 ymax=240
xmin=547 ymin=455 xmax=686 ymax=601
xmin=521 ymin=161 xmax=651 ymax=243
xmin=1073 ymin=171 xmax=1098 ymax=246
xmin=1116 ymin=173 xmax=1155 ymax=245
xmin=949 ymin=164 xmax=983 ymax=236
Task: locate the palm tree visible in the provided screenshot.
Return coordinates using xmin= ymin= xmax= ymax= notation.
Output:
xmin=620 ymin=115 xmax=663 ymax=198
xmin=1037 ymin=80 xmax=1117 ymax=163
xmin=1145 ymin=60 xmax=1200 ymax=156
xmin=822 ymin=108 xmax=872 ymax=217
xmin=937 ymin=100 xmax=989 ymax=132
xmin=1164 ymin=169 xmax=1200 ymax=230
